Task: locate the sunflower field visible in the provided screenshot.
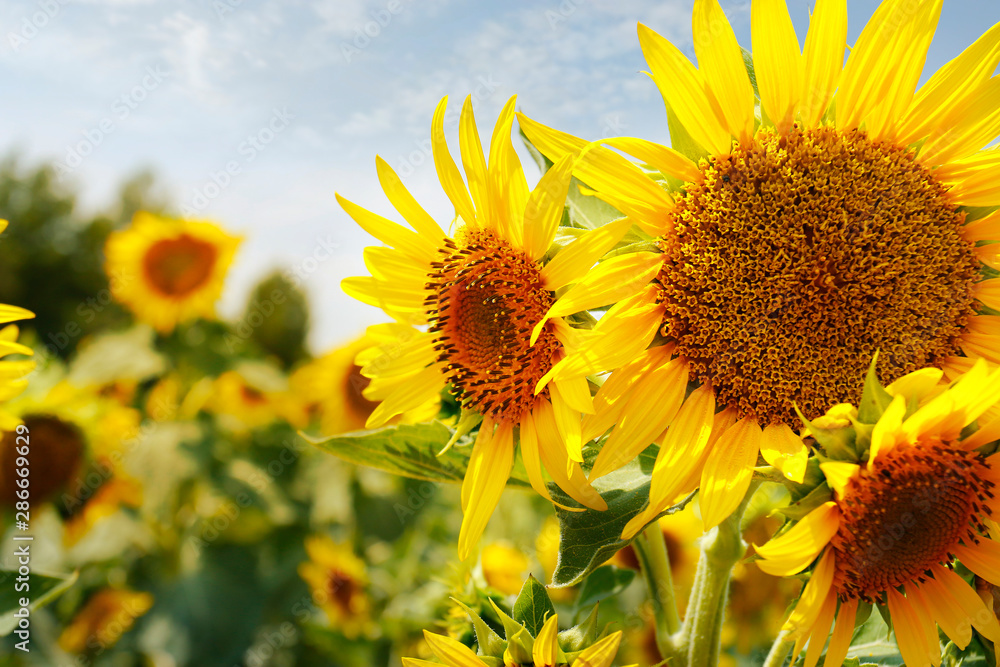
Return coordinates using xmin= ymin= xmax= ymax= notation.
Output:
xmin=2 ymin=0 xmax=1000 ymax=666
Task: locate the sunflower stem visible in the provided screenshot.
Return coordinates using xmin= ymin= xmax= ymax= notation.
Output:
xmin=634 ymin=521 xmax=681 ymax=658
xmin=762 ymin=631 xmax=794 ymax=667
xmin=683 ymin=480 xmax=761 ymax=667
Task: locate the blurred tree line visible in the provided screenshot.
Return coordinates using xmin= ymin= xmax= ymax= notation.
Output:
xmin=0 ymin=154 xmax=311 ymax=368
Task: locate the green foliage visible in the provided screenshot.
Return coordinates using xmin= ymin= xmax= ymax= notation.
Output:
xmin=512 ymin=575 xmax=556 ymax=637
xmin=240 ymin=272 xmax=311 ymax=369
xmin=0 ymin=157 xmax=168 ymax=358
xmin=0 ymin=570 xmax=78 ymax=636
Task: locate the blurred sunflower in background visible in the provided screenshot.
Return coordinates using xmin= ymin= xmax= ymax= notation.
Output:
xmin=292 ymin=334 xmax=438 ymax=436
xmin=0 ymin=367 xmax=144 ymax=545
xmin=58 ymin=587 xmax=153 ymax=655
xmin=105 ymin=211 xmax=241 ymax=333
xmin=522 ymin=0 xmax=1000 ymax=532
xmin=757 ymin=360 xmax=1000 ymax=666
xmin=338 ymin=94 xmax=673 ymax=559
xmin=298 ymin=534 xmax=372 ymax=640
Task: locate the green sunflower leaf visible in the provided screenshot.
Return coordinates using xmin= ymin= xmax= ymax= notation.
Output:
xmin=303 ymin=422 xmax=530 ymax=488
xmin=575 ymin=565 xmax=636 ymax=610
xmin=0 ymin=569 xmax=79 ymax=637
xmin=550 ymin=449 xmax=693 ymax=587
xmin=512 ymin=575 xmax=555 ymax=638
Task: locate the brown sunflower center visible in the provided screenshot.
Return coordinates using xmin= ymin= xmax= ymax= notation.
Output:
xmin=345 ymin=364 xmax=378 ymax=419
xmin=329 ymin=569 xmax=358 ymax=612
xmin=143 ymin=234 xmax=218 ymax=297
xmin=656 ymin=126 xmax=979 ymax=424
xmin=0 ymin=415 xmax=85 ymax=508
xmin=831 ymin=439 xmax=994 ymax=602
xmin=426 ymin=229 xmax=559 ymax=422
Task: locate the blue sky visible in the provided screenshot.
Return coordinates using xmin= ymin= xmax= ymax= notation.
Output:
xmin=1 ymin=0 xmax=998 ymax=351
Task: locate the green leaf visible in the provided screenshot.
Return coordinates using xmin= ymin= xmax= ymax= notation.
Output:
xmin=858 ymin=353 xmax=893 ymax=424
xmin=846 ymin=608 xmax=903 ymax=666
xmin=512 ymin=575 xmax=555 ymax=638
xmin=575 ymin=566 xmax=635 ymax=610
xmin=0 ymin=569 xmax=79 ymax=636
xmin=566 ymin=178 xmax=623 ymax=230
xmin=304 ymin=422 xmax=530 ymax=488
xmin=551 ymin=454 xmax=694 ymax=587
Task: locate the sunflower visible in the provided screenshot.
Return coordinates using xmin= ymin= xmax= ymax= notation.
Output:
xmin=339 ymin=95 xmax=665 ymax=559
xmin=519 ymin=0 xmax=1000 ymax=533
xmin=58 ymin=587 xmax=153 ymax=654
xmin=291 ymin=334 xmax=438 ymax=435
xmin=0 ymin=230 xmax=36 ymax=427
xmin=755 ymin=360 xmax=1000 ymax=667
xmin=105 ymin=211 xmax=241 ymax=333
xmin=405 ymin=617 xmax=628 ymax=667
xmin=206 ymin=368 xmax=308 ymax=432
xmin=297 ymin=535 xmax=372 ymax=639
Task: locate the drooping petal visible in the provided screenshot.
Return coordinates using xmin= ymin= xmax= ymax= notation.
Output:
xmin=783 ymin=549 xmax=836 ymax=639
xmin=824 ymin=598 xmax=858 ymax=667
xmin=755 ymin=501 xmax=840 ymax=576
xmin=600 ymin=136 xmax=701 ymax=182
xmin=699 ymin=416 xmax=763 ymax=530
xmin=886 ymin=588 xmax=939 ymax=667
xmin=458 ymin=422 xmax=515 ymax=560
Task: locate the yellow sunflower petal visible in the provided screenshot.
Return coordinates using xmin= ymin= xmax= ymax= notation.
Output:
xmin=459 ymin=96 xmax=494 ymax=232
xmin=897 ymin=22 xmax=1000 ymax=146
xmin=819 ymin=462 xmax=860 ymax=499
xmin=755 ymin=501 xmax=840 ymax=576
xmin=886 ymin=367 xmax=945 ymax=402
xmin=365 ymin=365 xmax=445 ymax=428
xmin=869 ymin=394 xmax=907 ymax=467
xmin=540 ymin=252 xmax=663 ymax=326
xmin=799 ymin=0 xmax=847 ymax=126
xmin=533 ymin=614 xmax=559 ymax=667
xmin=590 ymin=356 xmax=688 ymax=480
xmin=535 ymin=400 xmax=607 ymax=511
xmin=488 ymin=96 xmax=528 ymax=245
xmin=760 ymin=422 xmax=808 ymax=483
xmin=375 ymin=156 xmax=444 ymax=240
xmin=423 ymin=630 xmax=487 ymax=667
xmin=550 ymin=382 xmax=585 ymax=464
xmin=913 ymin=578 xmax=972 ymax=650
xmin=824 ymin=598 xmax=858 ymax=667
xmin=692 ymin=0 xmax=754 ymax=142
xmin=752 ymin=0 xmax=802 ymax=131
xmin=337 ymin=194 xmax=437 ymax=263
xmin=523 ymin=155 xmax=575 ymax=261
xmin=975 ymin=278 xmax=1000 ymax=311
xmin=432 ymin=97 xmax=477 ymax=225
xmin=931 ymin=564 xmax=1000 ymax=643
xmin=783 ymin=548 xmax=835 ymax=638
xmin=887 ymin=588 xmax=939 ymax=667
xmin=637 ymin=23 xmax=730 ymax=155
xmin=921 ymin=76 xmax=1000 ymax=166
xmin=600 ymin=136 xmax=701 ymax=182
xmin=570 ymin=631 xmax=621 ymax=667
xmin=803 ymin=592 xmax=837 ymax=667
xmin=699 ymin=416 xmax=762 ymax=530
xmin=646 ymin=383 xmax=717 ymax=511
xmin=0 ymin=305 xmax=34 ymax=324
xmin=458 ymin=422 xmax=515 ymax=561
xmin=838 ymin=0 xmax=940 ymax=135
xmin=539 ymin=217 xmax=634 ymax=294
xmin=954 ymin=540 xmax=1000 ymax=587
xmin=553 ymin=375 xmax=594 ymax=415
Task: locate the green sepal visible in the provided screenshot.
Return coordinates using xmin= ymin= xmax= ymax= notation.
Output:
xmin=850 ymin=419 xmax=876 ymax=455
xmin=512 ymin=575 xmax=556 ymax=638
xmin=488 ymin=599 xmax=534 ymax=664
xmin=854 ymin=601 xmax=873 ymax=629
xmin=795 ymin=404 xmax=857 ymax=460
xmin=559 ymin=604 xmax=601 ymax=652
xmin=775 ymin=483 xmax=833 ymax=521
xmin=452 ymin=598 xmax=505 ymax=658
xmin=858 ymin=353 xmax=893 ymax=424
